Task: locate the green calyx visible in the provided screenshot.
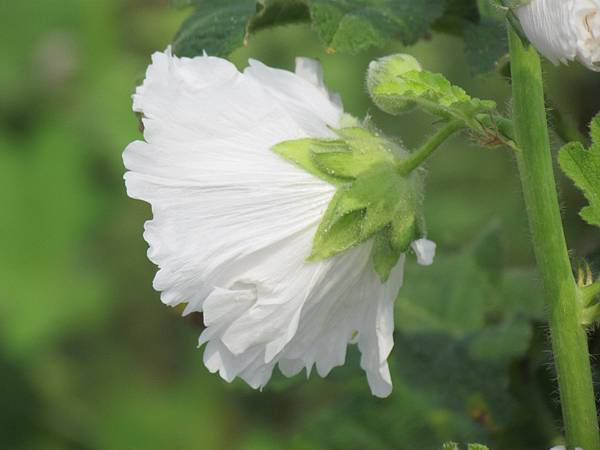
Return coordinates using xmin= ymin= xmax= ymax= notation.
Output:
xmin=273 ymin=126 xmax=425 ymax=282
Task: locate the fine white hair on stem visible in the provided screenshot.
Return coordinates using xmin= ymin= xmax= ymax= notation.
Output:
xmin=123 ymin=48 xmax=434 ymax=397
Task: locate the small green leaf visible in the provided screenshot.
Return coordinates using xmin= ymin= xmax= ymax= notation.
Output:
xmin=172 ymin=0 xmax=256 ymax=57
xmin=558 ymin=113 xmax=600 ymax=228
xmin=442 ymin=442 xmax=460 ymax=450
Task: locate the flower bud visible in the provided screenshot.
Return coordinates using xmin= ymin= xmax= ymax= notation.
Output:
xmin=367 ymin=54 xmax=422 ymax=114
xmin=516 ymin=0 xmax=600 ymax=71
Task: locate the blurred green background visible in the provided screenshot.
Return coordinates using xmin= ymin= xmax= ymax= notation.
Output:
xmin=2 ymin=1 xmax=600 ymax=449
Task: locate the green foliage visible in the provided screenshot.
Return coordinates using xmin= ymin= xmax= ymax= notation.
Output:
xmin=433 ymin=0 xmax=480 ymax=35
xmin=396 ymin=225 xmax=545 ymax=353
xmin=173 ymin=0 xmax=448 ymax=57
xmin=173 ymin=0 xmax=256 ymax=57
xmin=170 ymin=0 xmax=509 ymax=73
xmin=274 ymin=127 xmax=424 ymax=280
xmin=308 ymin=0 xmax=446 ymax=54
xmin=169 ymin=0 xmax=195 ymax=8
xmin=249 ymin=0 xmax=310 ymax=34
xmin=463 ymin=17 xmax=507 ymax=74
xmin=559 ymin=113 xmax=600 ymax=228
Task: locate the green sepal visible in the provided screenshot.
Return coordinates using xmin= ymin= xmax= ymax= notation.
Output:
xmin=372 ymin=226 xmax=403 ymax=283
xmin=272 ymin=138 xmax=349 ymax=185
xmin=558 ymin=113 xmax=600 ymax=228
xmin=311 ymin=128 xmax=396 ymax=179
xmin=274 ymin=125 xmax=425 ymax=281
xmin=308 ymin=163 xmax=423 ymax=266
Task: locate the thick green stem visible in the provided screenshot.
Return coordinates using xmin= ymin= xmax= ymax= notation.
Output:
xmin=396 ymin=120 xmax=464 ymax=175
xmin=508 ymin=27 xmax=600 ymax=449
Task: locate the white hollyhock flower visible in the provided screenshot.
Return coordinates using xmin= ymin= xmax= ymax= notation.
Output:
xmin=123 ymin=48 xmax=435 ymax=397
xmin=516 ymin=0 xmax=600 ymax=71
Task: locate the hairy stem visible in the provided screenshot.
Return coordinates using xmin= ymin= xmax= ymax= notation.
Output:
xmin=396 ymin=120 xmax=464 ymax=175
xmin=508 ymin=27 xmax=600 ymax=449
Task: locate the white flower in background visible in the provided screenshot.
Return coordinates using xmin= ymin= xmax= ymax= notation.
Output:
xmin=123 ymin=48 xmax=435 ymax=397
xmin=516 ymin=0 xmax=600 ymax=71
xmin=549 ymin=446 xmax=584 ymax=450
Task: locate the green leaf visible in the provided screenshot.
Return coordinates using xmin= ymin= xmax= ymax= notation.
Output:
xmin=308 ymin=0 xmax=446 ymax=54
xmin=169 ymin=0 xmax=195 ymax=8
xmin=248 ymin=0 xmax=310 ymax=34
xmin=394 ymin=332 xmax=513 ymax=441
xmin=558 ymin=113 xmax=600 ymax=228
xmin=172 ymin=0 xmax=256 ymax=57
xmin=396 ymin=224 xmax=544 ymax=363
xmin=433 ymin=0 xmax=480 ymax=35
xmin=367 ymin=54 xmax=496 ymax=125
xmin=463 ymin=17 xmax=508 ymax=74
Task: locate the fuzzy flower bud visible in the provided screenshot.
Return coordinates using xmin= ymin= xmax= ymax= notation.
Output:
xmin=367 ymin=54 xmax=422 ymax=114
xmin=516 ymin=0 xmax=600 ymax=71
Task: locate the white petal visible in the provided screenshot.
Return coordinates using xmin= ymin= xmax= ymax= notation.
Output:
xmin=571 ymin=0 xmax=600 ymax=70
xmin=124 ymin=49 xmax=407 ymax=397
xmin=411 ymin=239 xmax=436 ymax=266
xmin=294 ymin=57 xmax=343 ymax=108
xmin=516 ymin=0 xmax=600 ymax=71
xmin=294 ymin=57 xmax=326 ymax=89
xmin=516 ymin=0 xmax=578 ymax=65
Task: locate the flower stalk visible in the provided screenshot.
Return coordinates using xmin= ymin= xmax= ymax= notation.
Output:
xmin=508 ymin=26 xmax=600 ymax=448
xmin=396 ymin=120 xmax=464 ymax=175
